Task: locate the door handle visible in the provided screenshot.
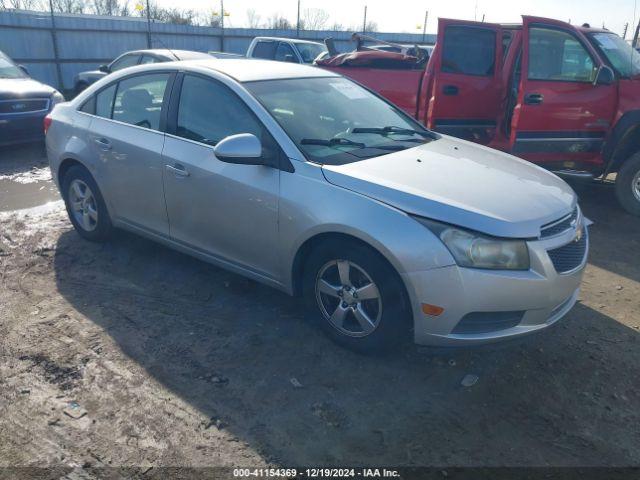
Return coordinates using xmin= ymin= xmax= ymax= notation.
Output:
xmin=165 ymin=163 xmax=190 ymax=177
xmin=524 ymin=93 xmax=544 ymax=105
xmin=442 ymin=85 xmax=459 ymax=96
xmin=93 ymin=137 xmax=112 ymax=150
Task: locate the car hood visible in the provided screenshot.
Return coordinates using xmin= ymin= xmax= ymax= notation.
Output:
xmin=321 ymin=136 xmax=576 ymax=238
xmin=0 ymin=78 xmax=57 ymax=100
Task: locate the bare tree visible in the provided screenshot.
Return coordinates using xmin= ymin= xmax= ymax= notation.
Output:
xmin=301 ymin=7 xmax=328 ymax=31
xmin=52 ymin=0 xmax=85 ymax=13
xmin=365 ymin=20 xmax=378 ymax=32
xmin=1 ymin=0 xmax=43 ymax=9
xmin=91 ymin=0 xmax=123 ymax=16
xmin=246 ymin=8 xmax=261 ymax=28
xmin=267 ymin=13 xmax=292 ymax=30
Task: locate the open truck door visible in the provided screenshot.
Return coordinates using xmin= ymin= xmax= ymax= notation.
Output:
xmin=425 ymin=19 xmax=505 ymax=145
xmin=508 ymin=16 xmax=617 ymax=170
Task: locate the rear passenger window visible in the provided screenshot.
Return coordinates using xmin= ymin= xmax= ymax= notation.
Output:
xmin=95 ymin=84 xmax=117 ymax=118
xmin=176 ymin=75 xmax=262 ymax=146
xmin=442 ymin=26 xmax=496 ymax=76
xmin=112 ymin=73 xmax=170 ymax=130
xmin=252 ymin=41 xmax=277 ymax=60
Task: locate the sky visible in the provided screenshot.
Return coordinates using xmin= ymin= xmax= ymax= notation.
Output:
xmin=155 ymin=0 xmax=639 ymax=37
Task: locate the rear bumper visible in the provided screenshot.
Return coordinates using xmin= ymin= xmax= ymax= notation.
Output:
xmin=402 ymin=225 xmax=588 ymax=346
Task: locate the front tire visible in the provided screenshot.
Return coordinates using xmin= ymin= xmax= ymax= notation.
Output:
xmin=615 ymin=152 xmax=640 ymax=216
xmin=302 ymin=239 xmax=411 ymax=353
xmin=61 ymin=165 xmax=113 ymax=242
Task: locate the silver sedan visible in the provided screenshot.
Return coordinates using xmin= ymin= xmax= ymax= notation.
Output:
xmin=46 ymin=59 xmax=589 ymax=352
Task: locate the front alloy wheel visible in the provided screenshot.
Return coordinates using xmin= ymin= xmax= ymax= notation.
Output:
xmin=615 ymin=151 xmax=640 ymax=216
xmin=315 ymin=259 xmax=382 ymax=337
xmin=303 ymin=240 xmax=411 ymax=353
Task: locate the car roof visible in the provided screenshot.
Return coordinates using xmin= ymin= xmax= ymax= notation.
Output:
xmin=252 ymin=37 xmax=324 ymax=45
xmin=122 ymin=49 xmax=211 ymax=59
xmin=176 ymin=58 xmax=339 ymax=82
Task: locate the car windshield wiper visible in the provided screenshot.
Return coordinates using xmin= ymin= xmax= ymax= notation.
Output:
xmin=301 ymin=137 xmax=366 ymax=148
xmin=351 ymin=125 xmax=438 ymax=139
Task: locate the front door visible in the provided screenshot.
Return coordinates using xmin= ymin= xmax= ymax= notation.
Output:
xmin=509 ymin=16 xmax=617 ymax=167
xmin=87 ymin=72 xmax=172 ymax=235
xmin=162 ymin=74 xmax=281 ymax=279
xmin=426 ymin=18 xmax=504 ymax=144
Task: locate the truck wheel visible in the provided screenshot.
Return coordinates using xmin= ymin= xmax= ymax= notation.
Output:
xmin=615 ymin=152 xmax=640 ymax=216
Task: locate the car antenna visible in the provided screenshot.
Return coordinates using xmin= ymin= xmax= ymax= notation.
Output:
xmin=151 ymin=34 xmax=180 ymax=61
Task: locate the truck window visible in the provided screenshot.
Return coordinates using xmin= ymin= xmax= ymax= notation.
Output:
xmin=275 ymin=42 xmax=296 ymax=62
xmin=528 ymin=27 xmax=597 ymax=83
xmin=442 ymin=26 xmax=496 ymax=76
xmin=252 ymin=41 xmax=277 ymax=60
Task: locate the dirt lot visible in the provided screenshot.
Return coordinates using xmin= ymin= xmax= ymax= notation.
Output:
xmin=0 ymin=144 xmax=639 ymax=475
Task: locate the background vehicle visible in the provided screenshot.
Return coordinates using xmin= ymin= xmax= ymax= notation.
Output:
xmin=46 ymin=59 xmax=587 ymax=352
xmin=247 ymin=37 xmax=327 ymax=64
xmin=72 ymin=49 xmax=212 ymax=94
xmin=0 ymin=49 xmax=64 ymax=146
xmin=318 ymin=16 xmax=640 ymax=216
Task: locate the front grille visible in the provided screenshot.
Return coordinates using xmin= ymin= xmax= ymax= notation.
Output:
xmin=547 ymin=229 xmax=588 ymax=273
xmin=540 ymin=207 xmax=578 ymax=238
xmin=452 ymin=311 xmax=524 ymax=334
xmin=0 ymin=98 xmax=49 ymax=115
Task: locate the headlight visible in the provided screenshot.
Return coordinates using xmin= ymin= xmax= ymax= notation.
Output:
xmin=50 ymin=91 xmax=65 ymax=107
xmin=414 ymin=217 xmax=530 ymax=270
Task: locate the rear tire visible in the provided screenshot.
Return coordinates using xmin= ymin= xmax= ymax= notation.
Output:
xmin=615 ymin=152 xmax=640 ymax=216
xmin=302 ymin=239 xmax=412 ymax=354
xmin=61 ymin=165 xmax=113 ymax=242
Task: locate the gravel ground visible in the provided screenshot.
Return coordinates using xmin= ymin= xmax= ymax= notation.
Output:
xmin=0 ymin=146 xmax=639 ymax=477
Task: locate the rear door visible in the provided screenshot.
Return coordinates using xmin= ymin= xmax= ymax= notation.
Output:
xmin=509 ymin=16 xmax=617 ymax=166
xmin=426 ymin=19 xmax=504 ymax=145
xmin=87 ymin=72 xmax=173 ymax=235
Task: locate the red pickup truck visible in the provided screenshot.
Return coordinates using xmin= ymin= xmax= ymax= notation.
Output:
xmin=318 ymin=16 xmax=640 ymax=216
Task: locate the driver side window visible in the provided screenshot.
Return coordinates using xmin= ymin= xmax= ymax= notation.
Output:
xmin=110 ymin=54 xmax=140 ymax=72
xmin=528 ymin=27 xmax=597 ymax=82
xmin=176 ymin=75 xmax=263 ymax=146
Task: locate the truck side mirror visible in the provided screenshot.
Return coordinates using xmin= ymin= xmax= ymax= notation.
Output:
xmin=98 ymin=64 xmax=110 ymax=73
xmin=18 ymin=64 xmax=29 ymax=76
xmin=594 ymin=65 xmax=615 ymax=86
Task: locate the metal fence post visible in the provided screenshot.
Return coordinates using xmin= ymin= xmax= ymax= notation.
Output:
xmin=220 ymin=0 xmax=225 ymax=52
xmin=48 ymin=0 xmax=63 ymax=90
xmin=146 ymin=0 xmax=152 ymax=48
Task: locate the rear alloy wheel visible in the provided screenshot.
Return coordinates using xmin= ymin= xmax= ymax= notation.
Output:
xmin=62 ymin=165 xmax=113 ymax=241
xmin=303 ymin=240 xmax=411 ymax=353
xmin=615 ymin=151 xmax=640 ymax=216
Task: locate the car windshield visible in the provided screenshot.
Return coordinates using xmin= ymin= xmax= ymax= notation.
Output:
xmin=0 ymin=51 xmax=27 ymax=79
xmin=245 ymin=77 xmax=435 ymax=165
xmin=294 ymin=42 xmax=327 ymax=63
xmin=589 ymin=32 xmax=640 ymax=77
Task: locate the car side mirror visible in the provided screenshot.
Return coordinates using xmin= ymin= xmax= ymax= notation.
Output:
xmin=594 ymin=65 xmax=615 ymax=86
xmin=284 ymin=54 xmax=297 ymax=63
xmin=98 ymin=64 xmax=110 ymax=73
xmin=214 ymin=133 xmax=265 ymax=165
xmin=18 ymin=64 xmax=29 ymax=76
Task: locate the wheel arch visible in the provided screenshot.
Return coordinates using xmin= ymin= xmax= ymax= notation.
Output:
xmin=289 ymin=230 xmax=409 ymax=301
xmin=603 ymin=110 xmax=640 ymax=174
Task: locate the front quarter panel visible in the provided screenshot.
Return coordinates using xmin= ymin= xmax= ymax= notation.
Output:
xmin=279 ymin=160 xmax=456 ymax=294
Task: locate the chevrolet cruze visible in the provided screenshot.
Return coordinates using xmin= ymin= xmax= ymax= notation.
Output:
xmin=45 ymin=59 xmax=589 ymax=352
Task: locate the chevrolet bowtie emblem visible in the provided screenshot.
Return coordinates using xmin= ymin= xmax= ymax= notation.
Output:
xmin=11 ymin=103 xmax=26 ymax=111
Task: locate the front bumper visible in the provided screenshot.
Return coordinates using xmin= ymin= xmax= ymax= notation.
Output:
xmin=0 ymin=111 xmax=47 ymax=146
xmin=402 ymin=225 xmax=589 ymax=346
